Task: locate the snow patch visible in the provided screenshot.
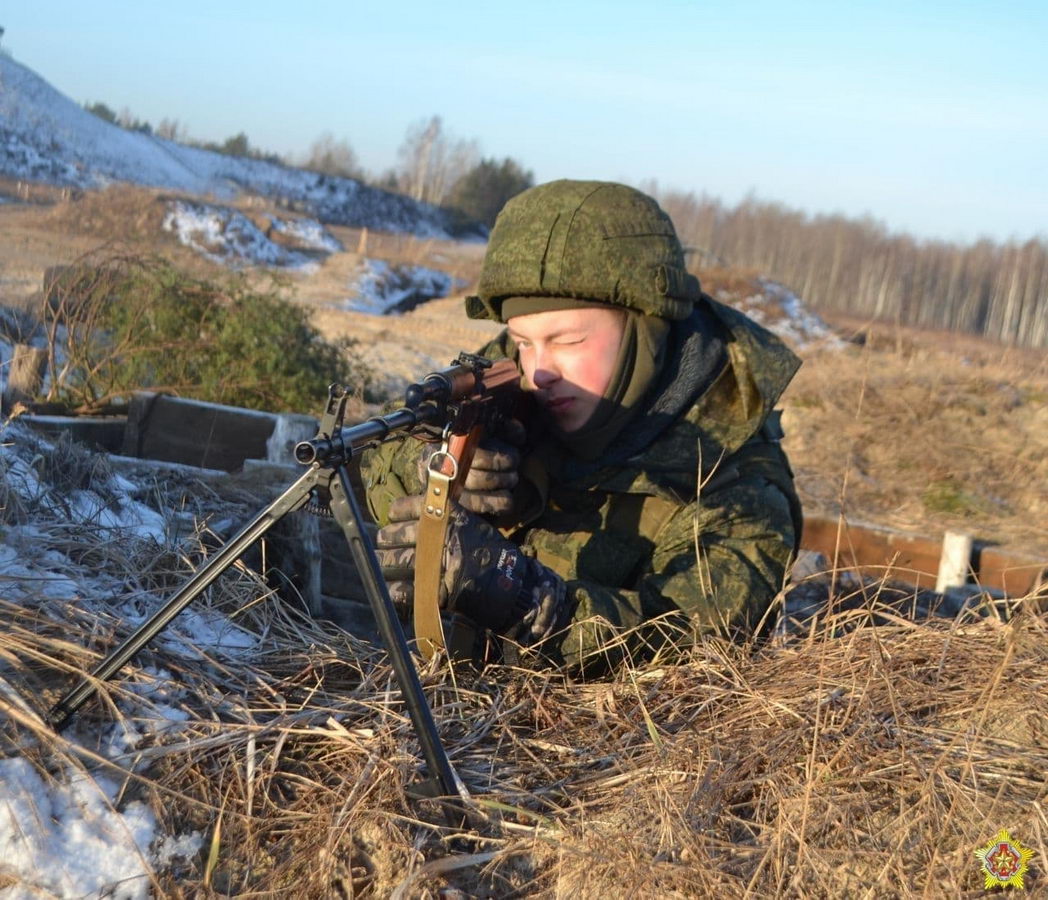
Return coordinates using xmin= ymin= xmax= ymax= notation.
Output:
xmin=265 ymin=413 xmax=317 ymax=465
xmin=344 ymin=258 xmax=459 ymax=315
xmin=0 ymin=757 xmax=199 ymax=900
xmin=162 ymin=200 xmax=322 ymax=270
xmin=725 ymin=280 xmax=845 ymax=351
xmin=0 ymin=421 xmax=256 ymax=894
xmin=267 ymin=214 xmax=343 ymax=253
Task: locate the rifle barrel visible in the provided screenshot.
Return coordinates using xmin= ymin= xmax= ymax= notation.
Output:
xmin=294 ymin=404 xmax=437 ymax=465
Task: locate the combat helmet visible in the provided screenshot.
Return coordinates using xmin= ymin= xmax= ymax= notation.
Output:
xmin=465 ymin=180 xmax=701 ymax=323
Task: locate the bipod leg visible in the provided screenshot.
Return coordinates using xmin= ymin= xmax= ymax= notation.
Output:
xmin=49 ymin=467 xmax=323 ymax=730
xmin=326 ymin=465 xmax=468 ymax=826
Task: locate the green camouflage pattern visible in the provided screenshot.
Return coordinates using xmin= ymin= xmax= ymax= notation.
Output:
xmin=464 ymin=180 xmax=701 ymax=323
xmin=523 ymin=429 xmax=799 ymax=671
xmin=360 ymin=295 xmax=802 ymax=673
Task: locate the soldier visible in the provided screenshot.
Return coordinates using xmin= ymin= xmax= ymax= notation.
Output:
xmin=362 ymin=180 xmax=803 ymax=672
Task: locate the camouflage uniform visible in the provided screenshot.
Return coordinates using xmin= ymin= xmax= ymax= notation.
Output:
xmin=363 ymin=181 xmax=802 ymax=672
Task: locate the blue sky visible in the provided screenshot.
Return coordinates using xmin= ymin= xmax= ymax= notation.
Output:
xmin=4 ymin=1 xmax=1046 ymax=243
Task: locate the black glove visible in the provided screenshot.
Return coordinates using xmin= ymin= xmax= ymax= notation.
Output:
xmin=375 ymin=494 xmax=567 ymax=639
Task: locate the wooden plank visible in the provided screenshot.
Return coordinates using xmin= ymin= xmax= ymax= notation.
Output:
xmin=976 ymin=545 xmax=1046 ymax=597
xmin=122 ymin=392 xmax=316 ymax=471
xmin=800 ymin=515 xmax=944 ymax=588
xmin=801 ymin=514 xmax=1046 ymax=597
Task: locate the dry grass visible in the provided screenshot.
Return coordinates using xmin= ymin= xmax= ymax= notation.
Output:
xmin=41 ymin=184 xmax=174 ymax=246
xmin=2 ymin=515 xmax=1045 ymax=898
xmin=782 ymin=314 xmax=1048 ymax=559
xmin=0 ymin=177 xmax=79 ymax=206
xmin=325 ymin=225 xmax=487 ymax=290
xmin=694 ymin=264 xmax=767 ymax=299
xmin=0 ymin=184 xmax=225 ymax=310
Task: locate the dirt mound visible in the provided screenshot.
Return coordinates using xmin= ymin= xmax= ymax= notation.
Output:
xmin=42 ymin=184 xmax=173 ymax=245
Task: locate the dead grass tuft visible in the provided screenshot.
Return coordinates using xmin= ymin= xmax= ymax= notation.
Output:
xmin=694 ymin=264 xmax=765 ymax=299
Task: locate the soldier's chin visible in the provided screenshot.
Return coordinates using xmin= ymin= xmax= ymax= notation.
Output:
xmin=551 ymin=405 xmax=592 ymax=433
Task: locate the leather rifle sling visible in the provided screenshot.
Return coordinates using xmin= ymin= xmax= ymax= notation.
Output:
xmin=414 ymin=443 xmax=455 ymax=659
xmin=413 ymin=430 xmax=480 ymax=659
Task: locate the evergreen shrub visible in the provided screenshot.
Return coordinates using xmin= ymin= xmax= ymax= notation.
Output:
xmin=43 ymin=254 xmax=366 ymax=414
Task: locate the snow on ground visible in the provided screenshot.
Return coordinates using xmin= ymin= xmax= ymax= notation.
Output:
xmin=0 ymin=756 xmax=198 ymax=900
xmin=724 ymin=279 xmax=846 ymax=351
xmin=343 ymin=258 xmax=460 ymax=315
xmin=0 ymin=421 xmax=255 ymax=897
xmin=162 ymin=200 xmax=338 ymax=271
xmin=0 ymin=52 xmax=457 ymax=237
xmin=267 ymin=214 xmax=344 ymax=254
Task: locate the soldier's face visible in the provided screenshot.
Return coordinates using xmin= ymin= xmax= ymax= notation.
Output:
xmin=507 ymin=307 xmax=626 ymax=432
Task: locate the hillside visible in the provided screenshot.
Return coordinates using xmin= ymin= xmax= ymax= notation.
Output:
xmin=0 ymin=52 xmax=458 ymax=237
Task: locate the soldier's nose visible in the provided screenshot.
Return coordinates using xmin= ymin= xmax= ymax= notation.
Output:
xmin=532 ymin=366 xmax=559 ymax=389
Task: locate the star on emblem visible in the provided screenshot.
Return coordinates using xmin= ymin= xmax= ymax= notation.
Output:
xmin=974 ymin=828 xmax=1035 ymax=890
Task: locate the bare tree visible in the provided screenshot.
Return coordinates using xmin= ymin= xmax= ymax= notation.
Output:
xmin=156 ymin=118 xmax=187 ymax=142
xmin=116 ymin=106 xmax=151 ymax=133
xmin=395 ymin=115 xmax=479 ymax=206
xmin=302 ymin=132 xmax=363 ymax=180
xmin=398 ymin=115 xmax=440 ymax=202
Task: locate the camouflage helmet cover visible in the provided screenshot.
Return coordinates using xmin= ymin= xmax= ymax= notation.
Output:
xmin=465 ymin=180 xmax=701 ymax=322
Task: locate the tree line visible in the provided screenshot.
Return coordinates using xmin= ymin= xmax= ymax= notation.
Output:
xmin=83 ymin=102 xmax=284 ymax=165
xmin=657 ymin=191 xmax=1048 ymax=349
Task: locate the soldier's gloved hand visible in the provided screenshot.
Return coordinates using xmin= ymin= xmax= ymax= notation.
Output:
xmin=374 ymin=494 xmax=567 ymax=640
xmin=416 ymin=419 xmax=527 ymax=518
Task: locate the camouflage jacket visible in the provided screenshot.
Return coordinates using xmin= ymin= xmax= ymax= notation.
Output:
xmin=361 ymin=295 xmax=802 ymax=672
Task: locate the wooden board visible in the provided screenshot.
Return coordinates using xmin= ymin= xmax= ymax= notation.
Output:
xmin=122 ymin=392 xmax=316 ymax=471
xmin=801 ymin=514 xmax=1045 ymax=597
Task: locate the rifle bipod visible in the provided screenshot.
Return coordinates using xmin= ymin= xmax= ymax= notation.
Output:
xmin=49 ymin=379 xmax=473 ymax=827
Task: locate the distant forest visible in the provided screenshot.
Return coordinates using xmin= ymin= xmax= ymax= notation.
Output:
xmin=658 ymin=191 xmax=1048 ymax=350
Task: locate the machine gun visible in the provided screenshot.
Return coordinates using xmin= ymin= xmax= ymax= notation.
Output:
xmin=49 ymin=352 xmax=521 ymax=817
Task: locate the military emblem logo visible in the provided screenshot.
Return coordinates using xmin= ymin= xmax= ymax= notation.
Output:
xmin=974 ymin=828 xmax=1035 ymax=890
